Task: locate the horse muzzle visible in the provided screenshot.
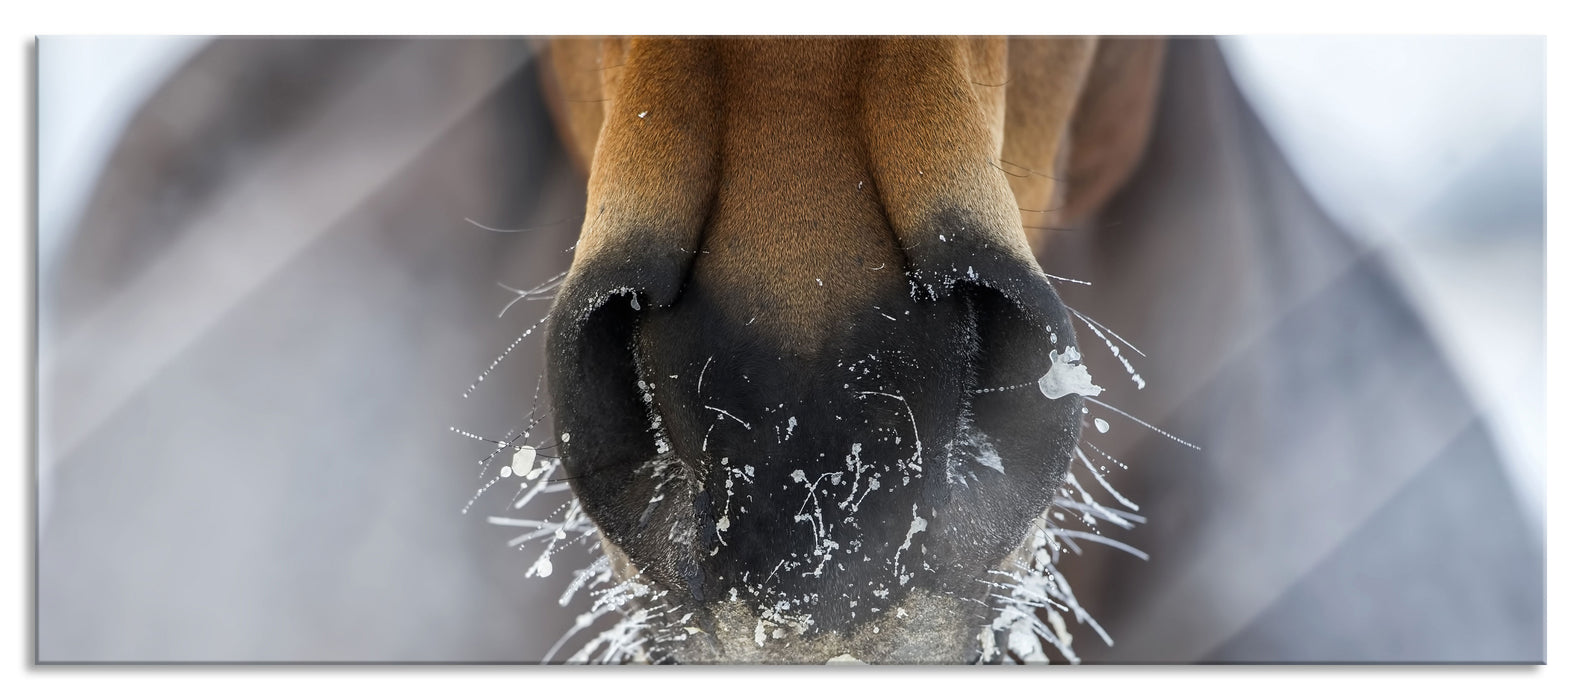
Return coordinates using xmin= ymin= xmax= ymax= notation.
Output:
xmin=540 ymin=37 xmax=1093 ymax=662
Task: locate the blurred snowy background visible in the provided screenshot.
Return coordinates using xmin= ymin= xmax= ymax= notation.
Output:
xmin=38 ymin=37 xmax=205 ymax=276
xmin=1220 ymin=36 xmax=1545 ymax=533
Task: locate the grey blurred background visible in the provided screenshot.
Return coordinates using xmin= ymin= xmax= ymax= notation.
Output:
xmin=35 ymin=37 xmax=1545 ymax=662
xmin=1220 ymin=36 xmax=1546 ymax=536
xmin=37 ymin=37 xmax=587 ymax=661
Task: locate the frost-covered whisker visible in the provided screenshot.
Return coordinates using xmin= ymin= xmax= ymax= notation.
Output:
xmin=544 ymin=565 xmax=669 ymax=664
xmin=1075 ymin=449 xmax=1141 ymax=512
xmin=449 ymin=424 xmax=548 ymax=466
xmin=790 ymin=469 xmax=841 ymax=543
xmin=1066 ymin=306 xmax=1145 ymax=358
xmin=462 ymin=311 xmax=554 ymax=399
xmin=1081 ymin=440 xmax=1133 ymax=471
xmin=982 ymin=520 xmax=1128 ymax=664
xmin=459 ymin=426 xmax=538 ymax=479
xmin=1084 ymin=397 xmax=1201 ymax=450
xmin=479 ymin=455 xmax=680 ymax=664
xmin=1042 ymin=272 xmax=1093 ymax=286
xmin=450 ymin=372 xmax=556 ymax=479
xmin=968 ymin=378 xmax=1041 ymax=395
xmin=1067 ymin=309 xmax=1146 ymax=389
xmin=451 ymin=246 xmax=1192 ymax=665
xmin=989 ymin=590 xmax=1070 ymax=614
xmin=461 ymin=473 xmax=506 ymax=515
xmin=855 ymin=390 xmax=922 ymax=470
xmin=697 ymin=355 xmax=714 ymax=395
xmin=514 ymin=478 xmax=571 ymax=509
xmin=1051 ymin=496 xmax=1144 ymax=528
xmin=1042 ymin=523 xmax=1150 ymax=562
xmin=1052 ymin=498 xmax=1138 ymax=531
xmin=705 ymin=405 xmax=752 ymax=430
xmin=983 ymin=336 xmax=1163 ymax=665
xmin=447 ymin=426 xmax=508 ymax=446
xmin=1049 ymin=529 xmax=1085 ymax=555
xmin=975 ymin=575 xmax=1022 ymax=592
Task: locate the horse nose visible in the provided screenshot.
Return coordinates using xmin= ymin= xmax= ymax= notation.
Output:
xmin=544 ymin=204 xmax=1089 ymax=647
xmin=539 ymin=36 xmax=1096 ymax=659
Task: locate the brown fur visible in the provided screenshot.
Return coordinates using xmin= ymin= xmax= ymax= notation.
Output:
xmin=541 ymin=36 xmax=1161 ymax=339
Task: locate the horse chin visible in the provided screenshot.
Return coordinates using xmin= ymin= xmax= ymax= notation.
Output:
xmin=591 ymin=511 xmax=1054 ymax=664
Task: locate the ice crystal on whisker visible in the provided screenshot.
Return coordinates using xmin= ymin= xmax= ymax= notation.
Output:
xmin=501 ymin=456 xmax=684 ymax=664
xmin=978 ymin=464 xmax=1144 ymax=665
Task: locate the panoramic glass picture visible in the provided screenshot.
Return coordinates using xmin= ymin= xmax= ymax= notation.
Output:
xmin=36 ymin=35 xmax=1544 ymax=664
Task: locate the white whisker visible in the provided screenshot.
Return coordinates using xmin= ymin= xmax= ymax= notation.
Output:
xmin=1043 ymin=272 xmax=1092 ymax=286
xmin=1075 ymin=449 xmax=1141 ymax=511
xmin=1084 ymin=397 xmax=1200 ymax=450
xmin=705 ymin=405 xmax=752 ymax=430
xmin=1047 ymin=528 xmax=1149 ymax=561
xmin=462 ymin=311 xmax=553 ymax=399
xmin=1068 ymin=311 xmax=1146 ymax=389
xmin=1067 ymin=306 xmax=1146 ymax=358
xmin=698 ymin=355 xmax=714 ymax=395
